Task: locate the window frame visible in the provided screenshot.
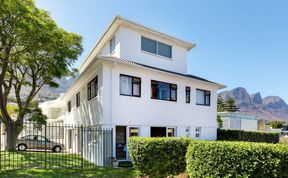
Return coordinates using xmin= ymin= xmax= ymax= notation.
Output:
xmin=151 ymin=80 xmax=177 ymax=102
xmin=119 ymin=74 xmax=141 ymax=97
xmin=76 ymin=92 xmax=80 ymax=108
xmin=67 ymin=100 xmax=71 ymax=113
xmin=141 ymin=36 xmax=172 ymax=59
xmin=196 ymin=89 xmax=211 ymax=106
xmin=186 ymin=86 xmax=191 ymax=103
xmin=167 ymin=127 xmax=176 ymax=137
xmin=87 ymin=76 xmax=98 ymax=101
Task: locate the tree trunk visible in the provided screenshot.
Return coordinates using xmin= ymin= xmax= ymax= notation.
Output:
xmin=5 ymin=123 xmax=20 ymax=151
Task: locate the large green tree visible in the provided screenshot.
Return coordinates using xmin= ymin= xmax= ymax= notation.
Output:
xmin=225 ymin=97 xmax=238 ymax=112
xmin=0 ymin=0 xmax=82 ymax=150
xmin=217 ymin=96 xmax=226 ymax=112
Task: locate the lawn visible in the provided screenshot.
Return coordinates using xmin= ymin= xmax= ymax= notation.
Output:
xmin=0 ymin=167 xmax=138 ymax=178
xmin=0 ymin=151 xmax=138 ymax=177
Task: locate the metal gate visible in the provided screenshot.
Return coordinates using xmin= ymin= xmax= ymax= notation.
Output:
xmin=0 ymin=122 xmax=113 ymax=171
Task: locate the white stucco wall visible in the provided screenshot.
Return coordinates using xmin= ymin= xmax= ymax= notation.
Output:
xmin=99 ymin=26 xmax=188 ymax=74
xmin=241 ymin=119 xmax=258 ymax=131
xmin=63 ymin=61 xmax=105 ymax=126
xmin=102 ymin=62 xmax=218 ymax=141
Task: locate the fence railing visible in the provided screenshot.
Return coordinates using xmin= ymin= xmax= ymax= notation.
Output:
xmin=0 ymin=121 xmax=113 ymax=171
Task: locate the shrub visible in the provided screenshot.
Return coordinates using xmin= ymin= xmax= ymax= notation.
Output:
xmin=218 ymin=129 xmax=279 ymax=143
xmin=128 ymin=137 xmax=192 ymax=178
xmin=186 ymin=141 xmax=288 ymax=178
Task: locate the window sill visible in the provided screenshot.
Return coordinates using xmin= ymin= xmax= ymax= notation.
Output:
xmin=120 ymin=94 xmax=141 ymax=98
xmin=151 ymin=97 xmax=177 ymax=102
xmin=196 ymin=104 xmax=210 ymax=107
xmin=141 ymin=50 xmax=172 ymax=61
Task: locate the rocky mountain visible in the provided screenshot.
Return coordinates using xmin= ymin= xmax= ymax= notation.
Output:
xmin=8 ymin=77 xmax=76 ymax=102
xmin=219 ymin=87 xmax=288 ymax=121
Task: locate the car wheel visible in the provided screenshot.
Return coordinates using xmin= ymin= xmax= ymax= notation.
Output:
xmin=53 ymin=146 xmax=61 ymax=152
xmin=18 ymin=144 xmax=27 ymax=151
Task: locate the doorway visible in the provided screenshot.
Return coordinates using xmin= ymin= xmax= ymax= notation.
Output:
xmin=116 ymin=126 xmax=126 ymax=160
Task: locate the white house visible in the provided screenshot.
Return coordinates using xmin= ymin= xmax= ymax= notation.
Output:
xmin=219 ymin=112 xmax=260 ymax=131
xmin=50 ymin=16 xmax=225 ymax=160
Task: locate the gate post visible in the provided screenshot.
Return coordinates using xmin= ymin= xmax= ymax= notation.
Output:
xmin=44 ymin=122 xmax=47 ymax=169
xmin=81 ymin=125 xmax=83 ymax=169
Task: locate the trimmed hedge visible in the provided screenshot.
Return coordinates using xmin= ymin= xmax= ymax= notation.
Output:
xmin=186 ymin=141 xmax=288 ymax=178
xmin=128 ymin=137 xmax=192 ymax=178
xmin=218 ymin=129 xmax=279 ymax=143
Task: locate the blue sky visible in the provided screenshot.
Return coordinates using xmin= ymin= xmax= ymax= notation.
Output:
xmin=36 ymin=0 xmax=288 ymax=102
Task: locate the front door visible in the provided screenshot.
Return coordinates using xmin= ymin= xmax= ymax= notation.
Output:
xmin=116 ymin=126 xmax=126 ymax=160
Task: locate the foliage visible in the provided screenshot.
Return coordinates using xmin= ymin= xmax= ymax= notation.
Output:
xmin=118 ymin=161 xmax=133 ymax=168
xmin=217 ymin=96 xmax=226 ymax=112
xmin=0 ymin=0 xmax=82 ymax=150
xmin=186 ymin=141 xmax=288 ymax=178
xmin=217 ymin=129 xmax=279 ymax=143
xmin=269 ymin=120 xmax=285 ymax=129
xmin=224 ymin=97 xmax=238 ymax=112
xmin=217 ymin=114 xmax=223 ymax=129
xmin=128 ymin=137 xmax=192 ymax=178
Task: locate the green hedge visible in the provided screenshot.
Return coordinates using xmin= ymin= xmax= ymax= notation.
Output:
xmin=218 ymin=129 xmax=279 ymax=143
xmin=128 ymin=137 xmax=192 ymax=178
xmin=186 ymin=141 xmax=288 ymax=178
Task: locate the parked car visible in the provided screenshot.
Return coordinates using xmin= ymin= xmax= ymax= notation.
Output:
xmin=16 ymin=135 xmax=64 ymax=152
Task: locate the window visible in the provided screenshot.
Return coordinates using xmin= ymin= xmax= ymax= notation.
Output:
xmin=151 ymin=80 xmax=177 ymax=101
xmin=129 ymin=127 xmax=139 ymax=137
xmin=110 ymin=36 xmax=115 ymax=53
xmin=141 ymin=37 xmax=172 ymax=58
xmin=167 ymin=128 xmax=175 ymax=137
xmin=76 ymin=92 xmax=80 ymax=107
xmin=120 ymin=74 xmax=141 ymax=97
xmin=87 ymin=76 xmax=98 ymax=100
xmin=186 ymin=87 xmax=191 ymax=103
xmin=195 ymin=127 xmax=201 ymax=138
xmin=67 ymin=100 xmax=71 ymax=112
xmin=196 ymin=89 xmax=211 ymax=106
xmin=158 ymin=42 xmax=172 ymax=58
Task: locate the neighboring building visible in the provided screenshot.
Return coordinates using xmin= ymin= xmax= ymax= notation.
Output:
xmin=219 ymin=112 xmax=260 ymax=131
xmin=52 ymin=16 xmax=225 ymax=160
xmin=39 ymin=94 xmax=66 ymax=123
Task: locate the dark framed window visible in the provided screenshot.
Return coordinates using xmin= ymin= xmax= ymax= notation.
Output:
xmin=87 ymin=76 xmax=98 ymax=101
xmin=141 ymin=36 xmax=172 ymax=58
xmin=196 ymin=89 xmax=211 ymax=106
xmin=151 ymin=80 xmax=177 ymax=101
xmin=186 ymin=87 xmax=191 ymax=103
xmin=76 ymin=92 xmax=80 ymax=107
xmin=110 ymin=36 xmax=115 ymax=53
xmin=120 ymin=74 xmax=141 ymax=97
xmin=67 ymin=101 xmax=71 ymax=112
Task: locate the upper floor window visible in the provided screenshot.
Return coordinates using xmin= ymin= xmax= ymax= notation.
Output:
xmin=141 ymin=37 xmax=172 ymax=58
xmin=110 ymin=36 xmax=115 ymax=53
xmin=151 ymin=80 xmax=177 ymax=101
xmin=76 ymin=92 xmax=80 ymax=107
xmin=120 ymin=74 xmax=141 ymax=97
xmin=196 ymin=89 xmax=211 ymax=106
xmin=67 ymin=101 xmax=71 ymax=112
xmin=186 ymin=87 xmax=191 ymax=103
xmin=87 ymin=76 xmax=98 ymax=101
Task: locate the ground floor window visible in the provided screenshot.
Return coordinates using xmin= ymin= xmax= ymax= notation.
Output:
xmin=150 ymin=127 xmax=166 ymax=137
xmin=167 ymin=128 xmax=175 ymax=137
xmin=195 ymin=127 xmax=201 ymax=138
xmin=129 ymin=127 xmax=139 ymax=137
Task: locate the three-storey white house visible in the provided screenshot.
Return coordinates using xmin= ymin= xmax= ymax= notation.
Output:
xmin=59 ymin=16 xmax=225 ymax=160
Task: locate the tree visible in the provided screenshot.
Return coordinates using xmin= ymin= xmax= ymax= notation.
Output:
xmin=225 ymin=97 xmax=238 ymax=112
xmin=217 ymin=96 xmax=226 ymax=112
xmin=217 ymin=114 xmax=223 ymax=129
xmin=270 ymin=120 xmax=285 ymax=129
xmin=0 ymin=0 xmax=83 ymax=151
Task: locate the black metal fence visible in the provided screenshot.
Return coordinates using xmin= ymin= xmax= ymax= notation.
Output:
xmin=0 ymin=122 xmax=113 ymax=171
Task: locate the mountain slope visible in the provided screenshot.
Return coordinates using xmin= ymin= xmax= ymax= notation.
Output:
xmin=219 ymin=87 xmax=288 ymax=121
